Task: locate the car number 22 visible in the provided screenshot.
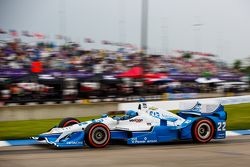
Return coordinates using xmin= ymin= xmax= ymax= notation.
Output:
xmin=217 ymin=122 xmax=226 ymax=131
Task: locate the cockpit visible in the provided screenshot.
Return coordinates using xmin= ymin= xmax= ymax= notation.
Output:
xmin=112 ymin=110 xmax=138 ymax=120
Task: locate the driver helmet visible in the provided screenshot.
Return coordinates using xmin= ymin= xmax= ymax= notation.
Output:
xmin=126 ymin=110 xmax=137 ymax=117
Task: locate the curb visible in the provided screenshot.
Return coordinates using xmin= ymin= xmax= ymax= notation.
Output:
xmin=225 ymin=129 xmax=250 ymax=136
xmin=0 ymin=130 xmax=250 ymax=147
xmin=0 ymin=139 xmax=40 ymax=147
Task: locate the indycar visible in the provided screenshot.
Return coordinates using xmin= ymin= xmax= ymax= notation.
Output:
xmin=33 ymin=101 xmax=227 ymax=148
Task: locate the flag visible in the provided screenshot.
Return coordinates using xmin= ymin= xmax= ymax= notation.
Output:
xmin=33 ymin=33 xmax=45 ymax=39
xmin=9 ymin=29 xmax=18 ymax=37
xmin=102 ymin=40 xmax=112 ymax=45
xmin=0 ymin=28 xmax=7 ymax=34
xmin=84 ymin=38 xmax=95 ymax=43
xmin=31 ymin=61 xmax=43 ymax=73
xmin=56 ymin=34 xmax=63 ymax=40
xmin=22 ymin=30 xmax=33 ymax=37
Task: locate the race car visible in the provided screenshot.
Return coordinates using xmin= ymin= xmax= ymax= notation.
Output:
xmin=33 ymin=101 xmax=227 ymax=148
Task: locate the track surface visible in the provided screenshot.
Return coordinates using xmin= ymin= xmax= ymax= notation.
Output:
xmin=0 ymin=136 xmax=250 ymax=167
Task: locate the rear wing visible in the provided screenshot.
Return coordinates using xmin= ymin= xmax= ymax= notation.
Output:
xmin=179 ymin=101 xmax=201 ymax=112
xmin=178 ymin=102 xmax=226 ymax=120
xmin=179 ymin=101 xmax=223 ymax=113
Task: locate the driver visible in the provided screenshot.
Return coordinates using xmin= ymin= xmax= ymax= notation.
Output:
xmin=112 ymin=110 xmax=138 ymax=120
xmin=126 ymin=110 xmax=138 ymax=118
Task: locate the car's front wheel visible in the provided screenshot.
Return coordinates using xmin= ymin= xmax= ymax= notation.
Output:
xmin=58 ymin=117 xmax=81 ymax=128
xmin=84 ymin=123 xmax=110 ymax=148
xmin=192 ymin=118 xmax=215 ymax=143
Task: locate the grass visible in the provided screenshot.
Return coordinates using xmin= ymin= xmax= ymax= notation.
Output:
xmin=224 ymin=103 xmax=250 ymax=130
xmin=0 ymin=103 xmax=249 ymax=140
xmin=0 ymin=116 xmax=99 ymax=140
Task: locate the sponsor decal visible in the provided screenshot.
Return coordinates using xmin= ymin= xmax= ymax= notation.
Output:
xmin=146 ymin=140 xmax=158 ymax=143
xmin=217 ymin=122 xmax=226 ymax=131
xmin=63 ymin=127 xmax=72 ymax=130
xmin=66 ymin=141 xmax=83 ymax=145
xmin=117 ymin=127 xmax=129 ymax=131
xmin=168 ymin=93 xmax=197 ymax=100
xmin=149 ymin=106 xmax=158 ymax=110
xmin=131 ymin=137 xmax=157 ymax=144
xmin=78 ymin=122 xmax=88 ymax=126
xmin=129 ymin=119 xmax=143 ymax=123
xmin=91 ymin=119 xmax=103 ymax=123
xmin=184 ymin=120 xmax=192 ymax=124
xmin=149 ymin=111 xmax=160 ymax=118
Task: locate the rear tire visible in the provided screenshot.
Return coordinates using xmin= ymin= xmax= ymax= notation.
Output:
xmin=84 ymin=123 xmax=110 ymax=148
xmin=192 ymin=118 xmax=214 ymax=143
xmin=58 ymin=117 xmax=80 ymax=128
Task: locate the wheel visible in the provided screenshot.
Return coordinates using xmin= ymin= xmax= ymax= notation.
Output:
xmin=84 ymin=123 xmax=110 ymax=148
xmin=192 ymin=118 xmax=215 ymax=143
xmin=58 ymin=117 xmax=80 ymax=128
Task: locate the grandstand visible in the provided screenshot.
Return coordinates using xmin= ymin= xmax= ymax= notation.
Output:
xmin=0 ymin=39 xmax=248 ymax=103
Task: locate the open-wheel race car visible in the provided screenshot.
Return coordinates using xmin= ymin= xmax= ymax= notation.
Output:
xmin=33 ymin=101 xmax=227 ymax=148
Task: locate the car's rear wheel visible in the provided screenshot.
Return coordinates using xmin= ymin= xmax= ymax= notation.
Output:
xmin=84 ymin=123 xmax=110 ymax=148
xmin=192 ymin=118 xmax=214 ymax=143
xmin=58 ymin=117 xmax=80 ymax=128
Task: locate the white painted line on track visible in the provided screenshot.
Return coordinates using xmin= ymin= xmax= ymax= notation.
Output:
xmin=0 ymin=141 xmax=11 ymax=147
xmin=226 ymin=130 xmax=250 ymax=136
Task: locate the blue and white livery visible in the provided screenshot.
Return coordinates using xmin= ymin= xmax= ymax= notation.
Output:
xmin=33 ymin=101 xmax=227 ymax=148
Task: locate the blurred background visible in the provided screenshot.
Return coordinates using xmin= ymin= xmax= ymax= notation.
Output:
xmin=0 ymin=0 xmax=249 ymax=104
xmin=1 ymin=1 xmax=250 ymax=166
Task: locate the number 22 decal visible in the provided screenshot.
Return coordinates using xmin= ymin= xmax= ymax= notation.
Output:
xmin=217 ymin=122 xmax=226 ymax=131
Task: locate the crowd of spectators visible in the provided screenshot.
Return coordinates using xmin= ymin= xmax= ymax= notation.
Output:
xmin=0 ymin=39 xmax=247 ymax=102
xmin=0 ymin=39 xmax=240 ymax=76
xmin=0 ymin=39 xmax=143 ymax=74
xmin=163 ymin=56 xmax=237 ymax=76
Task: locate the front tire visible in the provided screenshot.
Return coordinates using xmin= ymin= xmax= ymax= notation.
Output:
xmin=192 ymin=118 xmax=214 ymax=143
xmin=58 ymin=117 xmax=80 ymax=128
xmin=84 ymin=123 xmax=110 ymax=148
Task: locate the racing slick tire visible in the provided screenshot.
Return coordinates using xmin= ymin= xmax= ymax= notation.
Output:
xmin=84 ymin=123 xmax=110 ymax=148
xmin=192 ymin=118 xmax=215 ymax=143
xmin=58 ymin=117 xmax=81 ymax=127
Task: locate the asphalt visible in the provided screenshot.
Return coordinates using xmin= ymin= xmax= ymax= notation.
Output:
xmin=0 ymin=136 xmax=250 ymax=167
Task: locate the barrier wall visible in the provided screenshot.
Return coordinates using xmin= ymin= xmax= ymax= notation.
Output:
xmin=0 ymin=95 xmax=249 ymax=122
xmin=0 ymin=103 xmax=117 ymax=121
xmin=1 ymin=92 xmax=242 ymax=107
